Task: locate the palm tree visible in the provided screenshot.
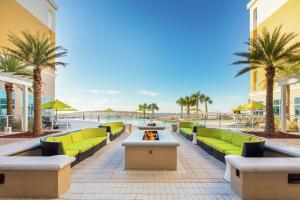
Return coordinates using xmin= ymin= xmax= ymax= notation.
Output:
xmin=203 ymin=95 xmax=213 ymax=119
xmin=233 ymin=26 xmax=300 ymax=135
xmin=191 ymin=92 xmax=205 ymax=119
xmin=0 ymin=51 xmax=32 ymax=127
xmin=184 ymin=96 xmax=195 ymax=118
xmin=176 ymin=97 xmax=186 ymax=118
xmin=4 ymin=31 xmax=67 ymax=135
xmin=148 ymin=103 xmax=159 ymax=116
xmin=138 ymin=103 xmax=148 ymax=118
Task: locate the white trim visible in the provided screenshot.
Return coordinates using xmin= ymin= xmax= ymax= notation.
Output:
xmin=47 ymin=0 xmax=58 ymax=11
xmin=247 ymin=0 xmax=258 ymax=10
xmin=0 ymin=72 xmax=32 ymax=87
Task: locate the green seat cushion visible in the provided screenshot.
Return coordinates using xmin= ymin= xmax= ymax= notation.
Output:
xmin=201 ymin=137 xmax=226 ymax=146
xmin=111 ymin=127 xmax=124 ymax=135
xmin=197 ymin=128 xmax=221 ymax=139
xmin=179 ymin=122 xmax=194 ymax=129
xmin=250 ymin=136 xmax=263 ymax=142
xmin=180 ymin=128 xmax=193 ymax=135
xmin=70 ymin=131 xmax=84 ymax=143
xmin=220 ymin=130 xmax=234 ymax=143
xmin=224 ymin=149 xmax=243 ymax=156
xmin=46 ymin=137 xmax=55 ymax=142
xmin=103 ymin=122 xmax=124 ymax=128
xmin=84 ymin=137 xmax=106 ymax=145
xmin=83 ymin=128 xmax=106 ymax=138
xmin=64 ymin=142 xmax=93 ymax=153
xmin=210 ymin=142 xmax=241 ymax=154
xmin=232 ymin=133 xmax=252 ymax=147
xmin=64 ymin=149 xmax=79 ymax=157
xmin=197 ymin=137 xmax=221 ymax=144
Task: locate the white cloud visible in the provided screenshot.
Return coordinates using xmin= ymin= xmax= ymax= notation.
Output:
xmin=139 ymin=89 xmax=159 ymax=97
xmin=100 ymin=90 xmax=122 ymax=95
xmin=87 ymin=89 xmax=122 ymax=95
xmin=87 ymin=89 xmax=100 ymax=94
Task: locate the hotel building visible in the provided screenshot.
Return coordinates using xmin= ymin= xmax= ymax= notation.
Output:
xmin=247 ymin=0 xmax=300 ymax=117
xmin=0 ymin=0 xmax=57 ymax=121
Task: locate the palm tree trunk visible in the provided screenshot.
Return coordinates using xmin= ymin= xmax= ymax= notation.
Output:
xmin=180 ymin=106 xmax=183 ymax=118
xmin=205 ymin=102 xmax=208 ymax=120
xmin=143 ymin=110 xmax=146 ymax=118
xmin=286 ymin=84 xmax=290 ymax=120
xmin=5 ymin=83 xmax=14 ymax=127
xmin=264 ymin=67 xmax=276 ymax=135
xmin=33 ymin=68 xmax=43 ymax=135
xmin=187 ymin=104 xmax=190 ymax=118
xmin=196 ymin=101 xmax=199 ymax=119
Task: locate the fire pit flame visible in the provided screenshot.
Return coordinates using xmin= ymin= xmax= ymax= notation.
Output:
xmin=143 ymin=131 xmax=159 ymax=140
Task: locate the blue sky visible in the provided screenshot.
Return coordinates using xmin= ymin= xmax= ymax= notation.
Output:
xmin=55 ymin=0 xmax=250 ymax=113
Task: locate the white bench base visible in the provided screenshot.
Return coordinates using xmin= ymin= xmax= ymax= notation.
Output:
xmin=0 ymin=155 xmax=74 ymax=198
xmin=226 ymin=155 xmax=300 ymax=200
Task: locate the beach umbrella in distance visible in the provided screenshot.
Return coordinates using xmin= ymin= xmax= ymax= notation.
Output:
xmin=240 ymin=100 xmax=265 ymax=128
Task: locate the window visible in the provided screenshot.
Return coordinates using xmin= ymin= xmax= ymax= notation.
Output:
xmin=27 ymin=95 xmax=52 ymax=116
xmin=294 ymin=97 xmax=300 ymax=116
xmin=253 ymin=8 xmax=258 ymax=29
xmin=0 ymin=90 xmax=15 ymax=116
xmin=0 ymin=90 xmax=15 ymax=123
xmin=274 ymin=99 xmax=281 ymax=116
xmin=48 ymin=9 xmax=55 ymax=30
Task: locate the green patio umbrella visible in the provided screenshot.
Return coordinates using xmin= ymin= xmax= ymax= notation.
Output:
xmin=240 ymin=100 xmax=265 ymax=129
xmin=241 ymin=100 xmax=265 ymax=111
xmin=42 ymin=99 xmax=77 ymax=119
xmin=232 ymin=105 xmax=244 ymax=112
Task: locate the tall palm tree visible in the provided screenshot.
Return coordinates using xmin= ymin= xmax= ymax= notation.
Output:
xmin=184 ymin=96 xmax=195 ymax=118
xmin=138 ymin=103 xmax=148 ymax=118
xmin=4 ymin=31 xmax=67 ymax=135
xmin=148 ymin=103 xmax=159 ymax=116
xmin=191 ymin=92 xmax=205 ymax=119
xmin=176 ymin=97 xmax=186 ymax=118
xmin=203 ymin=95 xmax=213 ymax=119
xmin=233 ymin=26 xmax=300 ymax=135
xmin=0 ymin=51 xmax=32 ymax=127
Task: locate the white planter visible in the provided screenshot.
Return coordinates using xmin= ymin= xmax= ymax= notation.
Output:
xmin=192 ymin=132 xmax=197 ymax=144
xmin=107 ymin=132 xmax=111 ymax=144
xmin=4 ymin=127 xmax=12 ymax=134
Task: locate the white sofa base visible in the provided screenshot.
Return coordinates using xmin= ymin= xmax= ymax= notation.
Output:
xmin=0 ymin=155 xmax=74 ymax=198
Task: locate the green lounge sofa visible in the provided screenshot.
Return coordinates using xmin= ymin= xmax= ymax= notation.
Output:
xmin=196 ymin=128 xmax=265 ymax=162
xmin=41 ymin=128 xmax=107 ymax=165
xmin=100 ymin=122 xmax=125 ymax=141
xmin=179 ymin=121 xmax=205 ymax=141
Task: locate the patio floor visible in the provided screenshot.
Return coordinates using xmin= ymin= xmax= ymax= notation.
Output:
xmin=62 ymin=129 xmax=240 ymax=200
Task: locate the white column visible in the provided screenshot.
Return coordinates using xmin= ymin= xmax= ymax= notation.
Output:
xmin=280 ymin=84 xmax=286 ymax=132
xmin=22 ymin=86 xmax=28 ymax=132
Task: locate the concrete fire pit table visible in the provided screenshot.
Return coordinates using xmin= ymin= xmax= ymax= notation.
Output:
xmin=122 ymin=130 xmax=179 ymax=170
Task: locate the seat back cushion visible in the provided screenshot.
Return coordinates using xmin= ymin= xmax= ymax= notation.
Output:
xmin=197 ymin=128 xmax=221 ymax=139
xmin=53 ymin=134 xmax=73 ymax=148
xmin=103 ymin=122 xmax=124 ymax=128
xmin=232 ymin=133 xmax=252 ymax=147
xmin=70 ymin=131 xmax=84 ymax=143
xmin=220 ymin=130 xmax=234 ymax=143
xmin=179 ymin=122 xmax=194 ymax=129
xmin=83 ymin=128 xmax=106 ymax=138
